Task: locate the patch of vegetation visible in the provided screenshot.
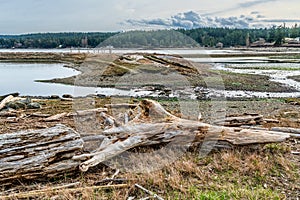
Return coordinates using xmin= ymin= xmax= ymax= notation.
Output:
xmin=288 ymin=75 xmax=300 ymax=82
xmin=206 ymin=70 xmax=294 ymax=92
xmin=227 ymin=65 xmax=300 ymax=71
xmin=1 ymin=97 xmax=299 ymax=199
xmin=31 ymin=148 xmax=297 ymax=199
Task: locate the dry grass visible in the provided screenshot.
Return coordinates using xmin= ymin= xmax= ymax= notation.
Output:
xmin=1 ymin=97 xmax=300 ymax=199
xmin=3 ymin=145 xmax=297 ymax=199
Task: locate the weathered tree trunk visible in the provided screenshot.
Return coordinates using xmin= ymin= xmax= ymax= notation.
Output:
xmin=0 ymin=100 xmax=292 ymax=182
xmin=0 ymin=124 xmax=83 ymax=183
xmin=78 ymin=99 xmax=290 ymax=172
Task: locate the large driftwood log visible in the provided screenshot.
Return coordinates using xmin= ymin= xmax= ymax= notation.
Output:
xmin=0 ymin=100 xmax=292 ymax=181
xmin=0 ymin=124 xmax=83 ymax=183
xmin=78 ymin=99 xmax=290 ymax=172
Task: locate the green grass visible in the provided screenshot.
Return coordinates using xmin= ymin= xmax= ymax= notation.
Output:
xmin=227 ymin=65 xmax=300 ymax=71
xmin=206 ymin=70 xmax=294 ymax=92
xmin=172 ymin=186 xmax=283 ymax=200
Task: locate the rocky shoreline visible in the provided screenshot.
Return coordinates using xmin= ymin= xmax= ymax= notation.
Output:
xmin=1 ymin=51 xmax=300 ymax=101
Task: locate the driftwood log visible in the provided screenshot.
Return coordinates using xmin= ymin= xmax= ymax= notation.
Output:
xmin=0 ymin=125 xmax=83 ymax=183
xmin=0 ymin=99 xmax=291 ymax=182
xmin=77 ymin=99 xmax=290 ymax=172
xmin=213 ymin=113 xmax=264 ymax=127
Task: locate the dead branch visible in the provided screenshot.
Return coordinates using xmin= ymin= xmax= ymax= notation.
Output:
xmin=75 ymin=107 xmax=108 ymax=116
xmin=43 ymin=112 xmax=67 ymax=122
xmin=105 ymin=103 xmax=138 ymax=109
xmin=135 ymin=184 xmax=164 ymax=200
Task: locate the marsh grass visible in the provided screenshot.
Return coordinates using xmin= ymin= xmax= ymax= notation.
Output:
xmin=10 ymin=146 xmax=296 ymax=199
xmin=1 ymin=97 xmax=299 ymax=199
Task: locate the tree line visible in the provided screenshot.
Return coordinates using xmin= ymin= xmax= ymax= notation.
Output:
xmin=0 ymin=32 xmax=116 ymax=49
xmin=0 ymin=25 xmax=299 ymax=49
xmin=179 ymin=25 xmax=300 ymax=47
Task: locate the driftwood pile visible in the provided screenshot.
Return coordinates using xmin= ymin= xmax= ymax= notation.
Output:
xmin=0 ymin=99 xmax=294 ymax=183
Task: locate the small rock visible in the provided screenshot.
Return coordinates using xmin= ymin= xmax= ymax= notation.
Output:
xmin=27 ymin=102 xmax=42 ymax=109
xmin=50 ymin=95 xmax=60 ymax=99
xmin=97 ymin=94 xmax=106 ymax=98
xmin=62 ymin=94 xmax=73 ymax=98
xmin=163 ymin=88 xmax=172 ymax=95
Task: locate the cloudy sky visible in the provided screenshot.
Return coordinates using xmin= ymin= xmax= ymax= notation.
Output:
xmin=0 ymin=0 xmax=299 ymax=34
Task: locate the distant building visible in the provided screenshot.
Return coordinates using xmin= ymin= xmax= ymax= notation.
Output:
xmin=216 ymin=42 xmax=223 ymax=49
xmin=250 ymin=38 xmax=275 ymax=47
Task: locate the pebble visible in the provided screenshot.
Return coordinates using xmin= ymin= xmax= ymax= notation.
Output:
xmin=62 ymin=94 xmax=73 ymax=98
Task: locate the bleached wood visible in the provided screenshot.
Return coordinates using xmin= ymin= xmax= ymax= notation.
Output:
xmin=44 ymin=112 xmax=67 ymax=122
xmin=0 ymin=95 xmax=14 ymax=110
xmin=213 ymin=114 xmax=263 ymax=127
xmin=0 ymin=99 xmax=292 ymax=180
xmin=0 ymin=124 xmax=83 ymax=183
xmin=75 ymin=107 xmax=108 ymax=116
xmin=78 ymin=100 xmax=290 ymax=172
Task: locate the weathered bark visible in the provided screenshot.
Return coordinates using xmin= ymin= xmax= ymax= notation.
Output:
xmin=104 ymin=103 xmax=137 ymax=109
xmin=0 ymin=124 xmax=83 ymax=183
xmin=74 ymin=108 xmax=108 ymax=116
xmin=213 ymin=114 xmax=264 ymax=127
xmin=0 ymin=100 xmax=292 ymax=180
xmin=270 ymin=127 xmax=300 ymax=138
xmin=78 ymin=99 xmax=290 ymax=172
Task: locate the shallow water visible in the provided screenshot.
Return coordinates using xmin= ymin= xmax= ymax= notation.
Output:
xmin=186 ymin=57 xmax=270 ymax=63
xmin=1 ymin=50 xmax=300 ymax=98
xmin=0 ymin=63 xmax=80 ymax=96
xmin=214 ymin=63 xmax=300 ymax=91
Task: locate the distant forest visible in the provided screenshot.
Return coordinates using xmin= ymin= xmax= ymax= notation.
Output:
xmin=0 ymin=25 xmax=299 ymax=49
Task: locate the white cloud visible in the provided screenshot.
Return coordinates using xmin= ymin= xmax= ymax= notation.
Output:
xmin=0 ymin=0 xmax=299 ymax=34
xmin=125 ymin=11 xmax=273 ymax=29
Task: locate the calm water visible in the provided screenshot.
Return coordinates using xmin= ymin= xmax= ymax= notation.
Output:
xmin=1 ymin=49 xmax=300 ymax=98
xmin=0 ymin=62 xmax=153 ymax=97
xmin=0 ymin=63 xmax=81 ymax=96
